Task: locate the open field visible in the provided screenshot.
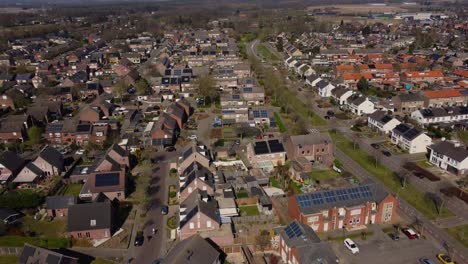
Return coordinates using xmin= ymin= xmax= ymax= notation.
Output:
xmin=307 ymin=4 xmax=409 ymax=14
xmin=0 ymin=7 xmax=38 ymax=14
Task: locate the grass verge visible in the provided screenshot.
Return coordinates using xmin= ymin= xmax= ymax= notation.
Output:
xmin=258 ymin=43 xmax=279 ymax=61
xmin=274 ymin=112 xmax=287 ymax=133
xmin=330 ymin=131 xmax=452 ymax=219
xmin=63 ymin=183 xmax=83 ymax=196
xmin=446 ymin=225 xmax=468 ymax=248
xmin=0 ymin=236 xmax=70 ymax=248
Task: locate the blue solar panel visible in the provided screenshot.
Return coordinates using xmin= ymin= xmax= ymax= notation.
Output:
xmin=95 ymin=173 xmax=120 ymax=187
xmin=243 ymin=87 xmax=253 ymax=92
xmin=232 ymin=94 xmax=241 ymax=99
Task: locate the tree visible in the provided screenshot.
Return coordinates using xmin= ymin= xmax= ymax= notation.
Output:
xmin=276 ymin=38 xmax=283 ymax=52
xmin=395 ymin=170 xmax=410 ymax=188
xmin=27 ymin=126 xmax=43 ymax=145
xmin=196 ymin=74 xmax=216 ymax=104
xmin=362 ymin=25 xmax=371 ymax=36
xmin=135 ymin=78 xmax=150 ymax=95
xmin=255 ymin=230 xmax=271 ymax=251
xmin=113 ymin=79 xmax=128 ymax=103
xmin=357 ymin=77 xmax=369 ymax=92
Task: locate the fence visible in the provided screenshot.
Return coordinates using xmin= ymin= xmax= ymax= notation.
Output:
xmin=232 ymin=215 xmax=277 ymax=224
xmin=0 ymin=247 xmax=22 ymax=256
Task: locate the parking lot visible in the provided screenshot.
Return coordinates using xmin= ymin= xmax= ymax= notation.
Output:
xmin=331 ymin=227 xmax=445 ymax=264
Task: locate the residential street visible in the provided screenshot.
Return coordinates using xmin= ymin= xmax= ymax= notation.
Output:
xmin=249 ymin=39 xmax=468 ymax=263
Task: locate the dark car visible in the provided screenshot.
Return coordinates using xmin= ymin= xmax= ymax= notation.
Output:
xmin=134 ymin=231 xmax=144 ymax=246
xmin=371 ymin=143 xmax=380 ymax=149
xmin=419 ymin=258 xmax=435 ymax=264
xmin=382 ymin=150 xmax=392 ymax=157
xmin=327 ymin=110 xmax=335 ymax=116
xmin=389 ymin=233 xmax=399 ymax=241
xmin=165 ymin=146 xmax=176 ymax=152
xmin=160 ymin=205 xmax=169 ymax=215
xmin=324 ymin=115 xmax=330 ymax=119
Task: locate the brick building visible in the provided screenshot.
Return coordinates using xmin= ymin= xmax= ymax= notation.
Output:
xmin=288 ymin=183 xmax=397 ymax=232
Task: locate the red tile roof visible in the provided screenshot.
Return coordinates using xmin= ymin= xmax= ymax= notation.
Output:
xmin=424 ymin=88 xmax=463 ymax=99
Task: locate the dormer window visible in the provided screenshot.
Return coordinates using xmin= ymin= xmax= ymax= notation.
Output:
xmin=90 ymin=219 xmax=96 ymax=226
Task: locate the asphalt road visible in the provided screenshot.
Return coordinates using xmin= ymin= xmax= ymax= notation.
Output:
xmin=128 ymin=151 xmax=177 ymax=264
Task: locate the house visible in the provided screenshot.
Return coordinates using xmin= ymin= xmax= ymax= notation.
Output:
xmin=0 ymin=208 xmax=23 ymax=224
xmin=305 ymin=75 xmax=322 ymax=87
xmin=18 ymin=244 xmax=79 ymax=264
xmin=391 ymin=124 xmax=432 ymax=154
xmin=367 ymin=110 xmax=401 ymax=134
xmin=179 ymin=162 xmax=214 ymax=201
xmin=0 ymin=114 xmax=29 ymax=143
xmin=403 ymin=70 xmax=444 ymax=83
xmin=411 ymin=106 xmax=468 ymax=125
xmin=346 ymin=94 xmax=375 ymax=116
xmin=278 ymin=220 xmax=339 ymax=264
xmin=161 ymin=235 xmax=221 ymax=264
xmin=32 ymin=146 xmax=65 ymax=176
xmin=250 ymin=108 xmax=273 ymax=127
xmin=178 ymin=144 xmax=210 ymax=174
xmin=0 ymin=151 xmax=25 ymax=183
xmin=13 ymin=162 xmax=44 ymax=185
xmin=80 ymin=106 xmax=103 ymax=123
xmin=394 ymin=93 xmax=426 ymax=113
xmin=81 ymin=170 xmax=126 ymax=201
xmin=428 ymin=141 xmax=468 ymax=176
xmin=68 ymin=200 xmax=115 ymax=240
xmin=330 ymin=86 xmax=354 ymax=105
xmin=316 ymin=80 xmax=336 ymax=98
xmin=283 ymin=133 xmax=334 ymax=166
xmin=178 ymin=190 xmax=220 ymax=240
xmin=424 ymin=89 xmax=468 ymax=107
xmin=46 ymin=196 xmax=77 ymax=218
xmin=246 ymin=139 xmax=286 ymax=172
xmin=288 ymin=183 xmax=397 ymax=232
xmin=0 ymin=94 xmax=14 ymax=110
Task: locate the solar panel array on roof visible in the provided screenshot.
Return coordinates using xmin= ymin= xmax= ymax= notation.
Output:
xmin=47 ymin=123 xmax=63 ymax=133
xmin=182 ymin=147 xmax=193 ymax=161
xmin=253 ymin=110 xmax=268 ymax=118
xmin=174 ymin=69 xmax=182 ymax=75
xmin=284 ymin=221 xmax=304 ymax=239
xmin=165 ymin=69 xmax=172 ymax=76
xmin=95 ymin=172 xmax=120 ymax=187
xmin=297 ymin=185 xmax=374 ymax=208
xmin=243 ymin=87 xmax=253 ymax=92
xmin=232 ymin=94 xmax=241 ymax=100
xmin=254 ymin=141 xmax=269 ymax=155
xmin=76 ymin=124 xmax=91 ymax=133
xmin=381 ymin=115 xmax=392 ymax=124
xmin=268 ymin=140 xmax=285 ymax=153
xmin=404 ymin=128 xmax=420 ymax=140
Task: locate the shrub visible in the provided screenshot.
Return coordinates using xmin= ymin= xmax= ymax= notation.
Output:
xmin=0 ymin=190 xmax=43 ymax=209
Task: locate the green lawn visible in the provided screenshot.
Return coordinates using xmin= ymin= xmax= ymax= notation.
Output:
xmin=446 ymin=225 xmax=468 ymax=248
xmin=269 ymin=177 xmax=281 ymax=188
xmin=22 ymin=216 xmax=67 ymax=237
xmin=310 ymin=170 xmax=341 ymax=181
xmin=277 ymin=89 xmax=327 ymax=126
xmin=274 ymin=112 xmax=287 ymax=133
xmin=239 ymin=205 xmax=260 ymax=216
xmin=289 ymin=181 xmax=303 ymax=194
xmin=236 ymin=192 xmax=249 ymax=198
xmin=258 ymin=43 xmax=279 ymax=61
xmin=63 ymin=183 xmax=83 ymax=196
xmin=330 ymin=131 xmax=452 ymax=219
xmin=91 ymin=258 xmax=115 ymax=264
xmin=0 ymin=255 xmax=18 ymax=264
xmin=0 ymin=236 xmax=70 ymax=248
xmin=415 ymin=160 xmax=433 ymax=169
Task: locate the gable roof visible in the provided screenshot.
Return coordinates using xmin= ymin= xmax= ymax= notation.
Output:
xmin=180 ymin=162 xmax=214 ymax=194
xmin=287 ymin=133 xmax=332 ymax=146
xmin=68 ymin=201 xmax=112 ymax=232
xmin=0 ymin=151 xmax=24 ymax=174
xmin=19 ymin=244 xmax=78 ymax=264
xmin=13 ymin=162 xmax=43 ymax=183
xmin=428 ymin=141 xmax=468 ymax=162
xmin=36 ymin=146 xmax=64 ymax=171
xmin=179 ymin=190 xmax=218 ymax=229
xmin=161 ymin=235 xmax=220 ymax=264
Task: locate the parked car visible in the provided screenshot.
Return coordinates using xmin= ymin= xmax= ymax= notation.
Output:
xmin=382 ymin=150 xmax=392 ymax=157
xmin=187 ymin=135 xmax=197 ymax=140
xmin=388 ymin=233 xmax=399 ymax=241
xmin=402 ymin=228 xmax=419 ymax=239
xmin=419 ymin=258 xmax=436 ymax=264
xmin=134 ymin=231 xmax=144 ymax=246
xmin=75 ymin=149 xmax=85 ymax=155
xmin=165 ymin=146 xmax=176 ymax=152
xmin=327 ymin=110 xmax=335 ymax=116
xmin=324 ymin=115 xmax=330 ymax=119
xmin=235 ymin=139 xmax=241 ymax=145
xmin=344 ymin=238 xmax=359 ymax=254
xmin=371 ymin=143 xmax=380 ymax=149
xmin=160 ymin=205 xmax=169 ymax=215
xmin=436 ymin=254 xmax=455 ymax=264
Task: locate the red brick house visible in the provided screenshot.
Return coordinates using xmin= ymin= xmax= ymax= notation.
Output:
xmin=0 ymin=114 xmax=30 ymax=143
xmin=82 ymin=169 xmax=126 ymax=201
xmin=283 ymin=133 xmax=334 ymax=167
xmin=80 ymin=106 xmax=103 ymax=123
xmin=68 ymin=200 xmax=115 ymax=240
xmin=178 ymin=144 xmax=211 ymax=175
xmin=0 ymin=94 xmax=14 ymax=110
xmin=178 ymin=190 xmax=220 ymax=241
xmin=278 ymin=220 xmax=339 ymax=264
xmin=46 ymin=196 xmax=77 ymax=218
xmin=179 ymin=162 xmax=214 ymax=201
xmin=288 ymin=183 xmax=397 ymax=232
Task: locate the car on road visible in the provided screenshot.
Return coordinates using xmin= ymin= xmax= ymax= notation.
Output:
xmin=388 ymin=233 xmax=399 ymax=241
xmin=371 ymin=143 xmax=380 ymax=149
xmin=344 ymin=238 xmax=359 ymax=254
xmin=402 ymin=228 xmax=419 ymax=239
xmin=160 ymin=205 xmax=169 ymax=215
xmin=436 ymin=254 xmax=455 ymax=264
xmin=327 ymin=110 xmax=335 ymax=116
xmin=324 ymin=115 xmax=330 ymax=119
xmin=165 ymin=146 xmax=176 ymax=152
xmin=382 ymin=150 xmax=392 ymax=157
xmin=235 ymin=139 xmax=240 ymax=145
xmin=75 ymin=149 xmax=85 ymax=155
xmin=187 ymin=135 xmax=197 ymax=140
xmin=419 ymin=258 xmax=436 ymax=264
xmin=134 ymin=231 xmax=144 ymax=246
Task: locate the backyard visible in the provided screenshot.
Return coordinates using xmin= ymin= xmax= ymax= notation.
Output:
xmin=239 ymin=205 xmax=260 ymax=216
xmin=310 ymin=170 xmax=341 ymax=181
xmin=63 ymin=183 xmax=83 ymax=196
xmin=274 ymin=112 xmax=287 ymax=133
xmin=330 ymin=131 xmax=452 ymax=219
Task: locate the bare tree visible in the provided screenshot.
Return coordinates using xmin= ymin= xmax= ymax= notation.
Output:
xmin=395 ymin=170 xmax=410 ymax=188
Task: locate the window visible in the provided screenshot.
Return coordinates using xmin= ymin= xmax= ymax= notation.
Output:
xmin=85 ymin=232 xmax=90 ymax=238
xmin=90 ymin=219 xmax=96 ymax=226
xmin=117 ymin=192 xmax=121 ymax=197
xmin=207 ymin=221 xmax=212 ymax=228
xmin=77 ymin=233 xmax=82 ymax=238
xmin=189 ymin=222 xmax=194 ymax=229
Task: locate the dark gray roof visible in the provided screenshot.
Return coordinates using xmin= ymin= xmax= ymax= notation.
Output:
xmin=368 ymin=110 xmax=394 ymax=125
xmin=279 ymin=221 xmax=338 ymax=264
xmin=294 ymin=183 xmax=389 ymax=215
xmin=316 ymin=80 xmax=329 ymax=89
xmin=68 ymin=201 xmax=112 ymax=232
xmin=0 ymin=151 xmax=24 ymax=173
xmin=429 ymin=141 xmax=468 ymax=162
xmin=161 ymin=235 xmax=220 ymax=264
xmin=331 ymin=86 xmax=351 ymax=98
xmin=347 ymin=94 xmax=367 ymax=105
xmin=19 ymin=244 xmax=78 ymax=264
xmin=180 ymin=162 xmax=214 ymax=194
xmin=38 ymin=146 xmax=64 ymax=171
xmin=46 ymin=196 xmax=77 ymax=210
xmin=179 ymin=190 xmax=218 ymax=229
